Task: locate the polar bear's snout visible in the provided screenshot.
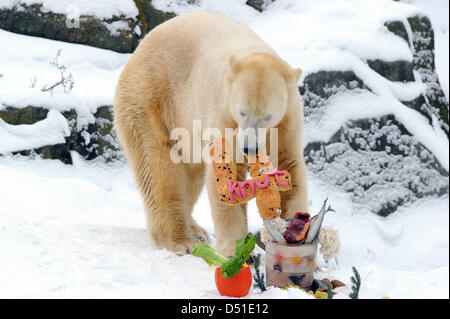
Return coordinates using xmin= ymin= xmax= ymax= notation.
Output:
xmin=238 ymin=125 xmax=266 ymax=154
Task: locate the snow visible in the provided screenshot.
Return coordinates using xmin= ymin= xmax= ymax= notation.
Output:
xmin=104 ymin=20 xmax=131 ymax=36
xmin=0 ymin=0 xmax=138 ymax=20
xmin=0 ymin=154 xmax=447 ymax=298
xmin=0 ymin=110 xmax=69 ymax=153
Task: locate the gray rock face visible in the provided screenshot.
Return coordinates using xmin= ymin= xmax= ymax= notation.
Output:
xmin=246 ymin=0 xmax=275 ymax=12
xmin=408 ymin=15 xmax=449 ymax=137
xmin=133 ymin=0 xmax=176 ymax=36
xmin=384 ymin=17 xmax=448 ymax=137
xmin=367 ymin=59 xmax=415 ymax=83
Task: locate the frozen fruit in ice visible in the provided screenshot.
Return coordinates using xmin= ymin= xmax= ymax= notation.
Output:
xmin=284 ymin=212 xmax=311 ymax=244
xmin=275 ymin=252 xmax=285 ymax=262
xmin=291 ymin=257 xmax=304 ymax=265
xmin=273 ymin=264 xmax=282 ymax=272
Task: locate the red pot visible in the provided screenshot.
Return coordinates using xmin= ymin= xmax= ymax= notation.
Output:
xmin=215 ymin=264 xmax=252 ymax=297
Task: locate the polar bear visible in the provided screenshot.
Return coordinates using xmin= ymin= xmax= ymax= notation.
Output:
xmin=114 ymin=11 xmax=308 ymax=256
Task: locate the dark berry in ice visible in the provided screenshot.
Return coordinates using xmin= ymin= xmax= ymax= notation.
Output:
xmin=273 ymin=264 xmax=282 ymax=272
xmin=289 ymin=274 xmax=306 ymax=286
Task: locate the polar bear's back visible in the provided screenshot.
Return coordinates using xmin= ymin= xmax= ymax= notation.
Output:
xmin=134 ymin=11 xmax=275 ymax=75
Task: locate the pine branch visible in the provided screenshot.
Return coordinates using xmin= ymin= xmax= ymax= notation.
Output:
xmin=349 ymin=266 xmax=361 ymax=299
xmin=252 ymin=253 xmax=266 ymax=292
xmin=326 ymin=284 xmax=334 ymax=299
xmin=254 ymin=231 xmax=265 ymax=251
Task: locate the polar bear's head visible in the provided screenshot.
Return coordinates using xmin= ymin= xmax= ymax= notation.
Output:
xmin=228 ymin=53 xmax=302 ymax=154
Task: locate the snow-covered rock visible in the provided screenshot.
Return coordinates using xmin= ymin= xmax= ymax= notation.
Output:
xmin=245 ymin=0 xmax=275 ymax=12
xmin=0 ymin=106 xmax=120 ymax=164
xmin=300 ymin=11 xmax=449 ymax=215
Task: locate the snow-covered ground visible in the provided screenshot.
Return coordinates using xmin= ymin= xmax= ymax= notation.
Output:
xmin=0 ymin=154 xmax=448 ymax=298
xmin=0 ymin=0 xmax=448 ymax=299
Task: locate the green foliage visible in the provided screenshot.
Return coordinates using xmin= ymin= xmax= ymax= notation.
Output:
xmin=192 ymin=233 xmax=256 ymax=279
xmin=252 ymin=253 xmax=266 ymax=292
xmin=254 ymin=231 xmax=266 ymax=251
xmin=221 ymin=233 xmax=256 ymax=279
xmin=192 ymin=244 xmax=228 ymax=267
xmin=326 ymin=284 xmax=334 ymax=299
xmin=349 ymin=267 xmax=361 ymax=299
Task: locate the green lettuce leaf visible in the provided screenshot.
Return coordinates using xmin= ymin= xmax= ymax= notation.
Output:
xmin=192 ymin=243 xmax=228 ymax=266
xmin=220 ymin=233 xmax=256 ymax=279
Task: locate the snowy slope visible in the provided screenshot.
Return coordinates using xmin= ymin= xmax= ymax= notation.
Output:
xmin=0 ymin=154 xmax=447 ymax=298
xmin=0 ymin=28 xmax=128 ymax=116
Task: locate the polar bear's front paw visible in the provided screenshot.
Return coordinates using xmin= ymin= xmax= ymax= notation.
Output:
xmin=169 ymin=229 xmax=210 ymax=256
xmin=150 ymin=217 xmax=211 ymax=255
xmin=151 ymin=227 xmax=206 ymax=256
xmin=169 ymin=238 xmax=202 ymax=256
xmin=188 ymin=218 xmax=210 ymax=244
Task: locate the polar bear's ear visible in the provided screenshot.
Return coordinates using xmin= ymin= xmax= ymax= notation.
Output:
xmin=292 ymin=68 xmax=303 ymax=82
xmin=229 ymin=55 xmax=242 ymax=78
xmin=285 ymin=67 xmax=303 ymax=84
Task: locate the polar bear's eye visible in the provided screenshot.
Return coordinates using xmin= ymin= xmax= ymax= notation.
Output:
xmin=239 ymin=110 xmax=247 ymax=118
xmin=264 ymin=114 xmax=273 ymax=122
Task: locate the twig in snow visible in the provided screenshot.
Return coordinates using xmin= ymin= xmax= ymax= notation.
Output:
xmin=349 ymin=267 xmax=361 ymax=299
xmin=41 ymin=49 xmax=74 ymax=94
xmin=29 ymin=76 xmax=37 ymax=89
